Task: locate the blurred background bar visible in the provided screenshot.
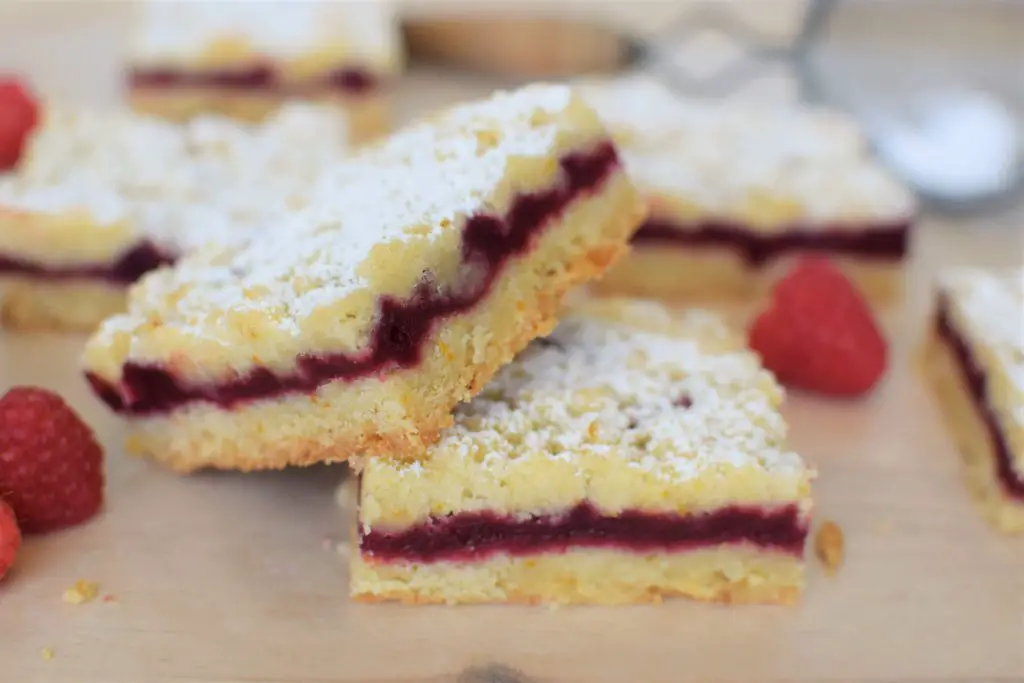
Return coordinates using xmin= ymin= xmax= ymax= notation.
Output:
xmin=1 ymin=0 xmax=1020 ymax=214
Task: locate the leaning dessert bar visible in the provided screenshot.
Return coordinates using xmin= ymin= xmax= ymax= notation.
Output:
xmin=578 ymin=77 xmax=916 ymax=303
xmin=922 ymin=267 xmax=1024 ymax=533
xmin=83 ymin=84 xmax=646 ymax=474
xmin=126 ymin=0 xmax=403 ymax=141
xmin=352 ymin=298 xmax=815 ymax=605
xmin=0 ymin=105 xmax=346 ymax=331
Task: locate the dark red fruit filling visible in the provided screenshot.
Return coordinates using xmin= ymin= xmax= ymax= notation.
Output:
xmin=129 ymin=64 xmax=377 ymax=95
xmin=936 ymin=295 xmax=1024 ymax=502
xmin=86 ymin=142 xmax=620 ymax=416
xmin=359 ymin=501 xmax=808 ymax=563
xmin=0 ymin=241 xmax=175 ymax=285
xmin=632 ymin=216 xmax=910 ymax=267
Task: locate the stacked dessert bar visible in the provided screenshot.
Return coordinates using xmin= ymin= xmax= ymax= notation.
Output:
xmin=0 ymin=104 xmax=348 ymax=330
xmin=83 ymin=84 xmax=646 ymax=473
xmin=82 ymin=84 xmax=816 ymax=605
xmin=353 ymin=298 xmax=815 ymax=604
xmin=577 ymin=76 xmax=916 ymax=303
xmin=126 ymin=0 xmax=403 ymax=141
xmin=923 ymin=267 xmax=1023 ymax=533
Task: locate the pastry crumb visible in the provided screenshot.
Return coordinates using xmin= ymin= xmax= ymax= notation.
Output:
xmin=62 ymin=579 xmax=100 ymax=604
xmin=101 ymin=593 xmax=117 ymax=603
xmin=335 ymin=542 xmax=351 ymax=559
xmin=814 ymin=521 xmax=844 ymax=575
xmin=41 ymin=647 xmax=54 ymax=661
xmin=334 ymin=476 xmax=358 ymax=508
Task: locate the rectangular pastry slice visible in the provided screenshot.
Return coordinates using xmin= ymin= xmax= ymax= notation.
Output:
xmin=82 ymin=84 xmax=646 ymax=473
xmin=352 ymin=298 xmax=814 ymax=605
xmin=126 ymin=0 xmax=403 ymax=142
xmin=923 ymin=267 xmax=1024 ymax=533
xmin=578 ymin=77 xmax=916 ymax=303
xmin=1 ymin=105 xmax=345 ymax=331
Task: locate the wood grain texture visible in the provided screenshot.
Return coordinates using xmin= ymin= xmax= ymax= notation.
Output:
xmin=1 ymin=4 xmax=1023 ymax=683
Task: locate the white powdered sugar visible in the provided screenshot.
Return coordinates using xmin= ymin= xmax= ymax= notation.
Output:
xmin=578 ymin=75 xmax=915 ymax=224
xmin=395 ymin=302 xmax=805 ymax=483
xmin=105 ymin=84 xmax=593 ymax=336
xmin=2 ymin=103 xmax=348 ymax=263
xmin=129 ymin=0 xmax=402 ymax=70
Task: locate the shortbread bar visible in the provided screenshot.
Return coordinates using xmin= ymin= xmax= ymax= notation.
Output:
xmin=83 ymin=84 xmax=646 ymax=473
xmin=578 ymin=77 xmax=916 ymax=303
xmin=1 ymin=105 xmax=346 ymax=331
xmin=126 ymin=0 xmax=403 ymax=141
xmin=352 ymin=298 xmax=815 ymax=605
xmin=922 ymin=267 xmax=1024 ymax=533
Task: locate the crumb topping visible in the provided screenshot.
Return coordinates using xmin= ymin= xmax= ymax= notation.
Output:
xmin=85 ymin=84 xmax=608 ymax=375
xmin=129 ymin=0 xmax=402 ymax=71
xmin=1 ymin=104 xmax=346 ymax=264
xmin=577 ymin=75 xmax=915 ymax=225
xmin=939 ymin=267 xmax=1024 ymax=427
xmin=361 ymin=299 xmax=812 ymax=525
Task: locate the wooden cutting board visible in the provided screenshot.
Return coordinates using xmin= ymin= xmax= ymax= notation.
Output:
xmin=1 ymin=6 xmax=1023 ymax=683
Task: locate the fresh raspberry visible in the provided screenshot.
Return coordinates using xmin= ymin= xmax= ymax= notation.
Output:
xmin=0 ymin=499 xmax=21 ymax=580
xmin=0 ymin=77 xmax=39 ymax=170
xmin=0 ymin=387 xmax=104 ymax=534
xmin=748 ymin=257 xmax=888 ymax=397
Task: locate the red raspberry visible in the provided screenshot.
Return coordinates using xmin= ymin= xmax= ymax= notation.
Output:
xmin=748 ymin=258 xmax=888 ymax=397
xmin=0 ymin=387 xmax=105 ymax=534
xmin=0 ymin=77 xmax=39 ymax=170
xmin=0 ymin=499 xmax=21 ymax=580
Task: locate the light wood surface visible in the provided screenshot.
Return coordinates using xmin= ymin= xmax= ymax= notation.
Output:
xmin=1 ymin=5 xmax=1023 ymax=683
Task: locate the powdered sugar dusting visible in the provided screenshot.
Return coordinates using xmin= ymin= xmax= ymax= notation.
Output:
xmin=130 ymin=0 xmax=401 ymax=69
xmin=0 ymin=176 xmax=130 ymax=226
xmin=3 ymin=104 xmax=347 ymax=263
xmin=93 ymin=84 xmax=595 ymax=352
xmin=389 ymin=299 xmax=805 ymax=484
xmin=578 ymin=75 xmax=915 ymax=225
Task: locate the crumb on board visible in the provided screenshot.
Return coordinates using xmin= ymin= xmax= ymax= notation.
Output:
xmin=335 ymin=542 xmax=351 ymax=559
xmin=62 ymin=579 xmax=100 ymax=604
xmin=41 ymin=647 xmax=54 ymax=661
xmin=101 ymin=593 xmax=117 ymax=603
xmin=815 ymin=521 xmax=845 ymax=576
xmin=334 ymin=476 xmax=358 ymax=508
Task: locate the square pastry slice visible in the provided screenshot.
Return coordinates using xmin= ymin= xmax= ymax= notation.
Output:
xmin=352 ymin=298 xmax=815 ymax=605
xmin=1 ymin=105 xmax=344 ymax=331
xmin=126 ymin=0 xmax=403 ymax=141
xmin=82 ymin=84 xmax=646 ymax=473
xmin=578 ymin=77 xmax=916 ymax=303
xmin=923 ymin=267 xmax=1024 ymax=533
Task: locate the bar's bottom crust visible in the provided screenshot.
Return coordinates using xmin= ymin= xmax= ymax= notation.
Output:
xmin=128 ymin=89 xmax=391 ymax=143
xmin=590 ymin=246 xmax=903 ymax=304
xmin=113 ymin=170 xmax=644 ymax=473
xmin=922 ymin=332 xmax=1024 ymax=534
xmin=351 ymin=546 xmax=804 ymax=605
xmin=0 ymin=278 xmax=127 ymax=332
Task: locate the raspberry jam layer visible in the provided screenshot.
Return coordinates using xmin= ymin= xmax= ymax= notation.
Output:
xmin=130 ymin=64 xmax=377 ymax=96
xmin=0 ymin=241 xmax=175 ymax=285
xmin=632 ymin=216 xmax=910 ymax=267
xmin=936 ymin=295 xmax=1024 ymax=501
xmin=87 ymin=142 xmax=620 ymax=416
xmin=360 ymin=502 xmax=808 ymax=563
